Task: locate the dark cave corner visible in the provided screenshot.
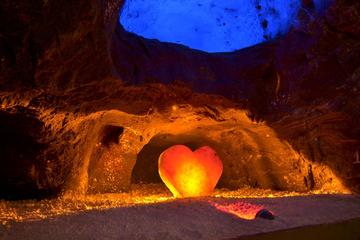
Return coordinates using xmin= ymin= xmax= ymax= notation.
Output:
xmin=100 ymin=125 xmax=124 ymax=147
xmin=0 ymin=108 xmax=60 ymax=200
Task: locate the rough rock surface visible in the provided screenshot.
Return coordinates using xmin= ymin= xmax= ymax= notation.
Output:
xmin=0 ymin=0 xmax=359 ymax=198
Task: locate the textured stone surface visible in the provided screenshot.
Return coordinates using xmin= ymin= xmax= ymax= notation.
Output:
xmin=0 ymin=0 xmax=359 ymax=198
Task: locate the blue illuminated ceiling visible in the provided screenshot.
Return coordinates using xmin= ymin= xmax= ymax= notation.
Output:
xmin=119 ymin=0 xmax=329 ymax=53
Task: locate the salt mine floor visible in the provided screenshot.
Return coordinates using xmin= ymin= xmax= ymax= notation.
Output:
xmin=1 ymin=185 xmax=360 ymax=240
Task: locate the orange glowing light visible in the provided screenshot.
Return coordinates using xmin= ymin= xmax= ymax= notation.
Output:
xmin=158 ymin=145 xmax=223 ymax=198
xmin=208 ymin=201 xmax=265 ymax=220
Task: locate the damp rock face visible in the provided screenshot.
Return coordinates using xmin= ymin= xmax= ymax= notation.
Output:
xmin=0 ymin=0 xmax=359 ymax=198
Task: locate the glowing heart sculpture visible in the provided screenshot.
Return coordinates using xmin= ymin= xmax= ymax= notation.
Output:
xmin=158 ymin=145 xmax=223 ymax=198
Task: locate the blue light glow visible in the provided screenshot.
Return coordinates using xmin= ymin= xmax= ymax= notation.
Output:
xmin=119 ymin=0 xmax=303 ymax=53
xmin=314 ymin=0 xmax=333 ymax=13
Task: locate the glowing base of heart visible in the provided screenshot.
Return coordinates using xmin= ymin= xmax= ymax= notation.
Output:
xmin=158 ymin=145 xmax=223 ymax=198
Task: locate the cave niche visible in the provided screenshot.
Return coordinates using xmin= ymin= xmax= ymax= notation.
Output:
xmin=132 ymin=133 xmax=220 ymax=184
xmin=130 ymin=122 xmax=347 ymax=193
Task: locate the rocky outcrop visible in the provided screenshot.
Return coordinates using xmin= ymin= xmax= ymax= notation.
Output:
xmin=0 ymin=0 xmax=359 ymax=199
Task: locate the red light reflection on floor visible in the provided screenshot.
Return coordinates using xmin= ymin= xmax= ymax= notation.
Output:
xmin=208 ymin=200 xmax=265 ymax=220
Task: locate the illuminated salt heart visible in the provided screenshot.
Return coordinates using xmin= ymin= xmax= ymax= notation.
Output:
xmin=158 ymin=145 xmax=223 ymax=198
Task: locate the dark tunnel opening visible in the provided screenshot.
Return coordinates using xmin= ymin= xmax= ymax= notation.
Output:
xmin=100 ymin=125 xmax=124 ymax=147
xmin=0 ymin=110 xmax=49 ymax=200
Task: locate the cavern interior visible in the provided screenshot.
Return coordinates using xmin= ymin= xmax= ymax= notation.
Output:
xmin=1 ymin=0 xmax=360 ymax=239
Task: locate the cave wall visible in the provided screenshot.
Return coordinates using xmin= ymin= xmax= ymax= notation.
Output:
xmin=112 ymin=0 xmax=360 ymax=194
xmin=0 ymin=0 xmax=123 ymax=90
xmin=0 ymin=0 xmax=359 ymax=198
xmin=113 ymin=0 xmax=360 ymax=117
